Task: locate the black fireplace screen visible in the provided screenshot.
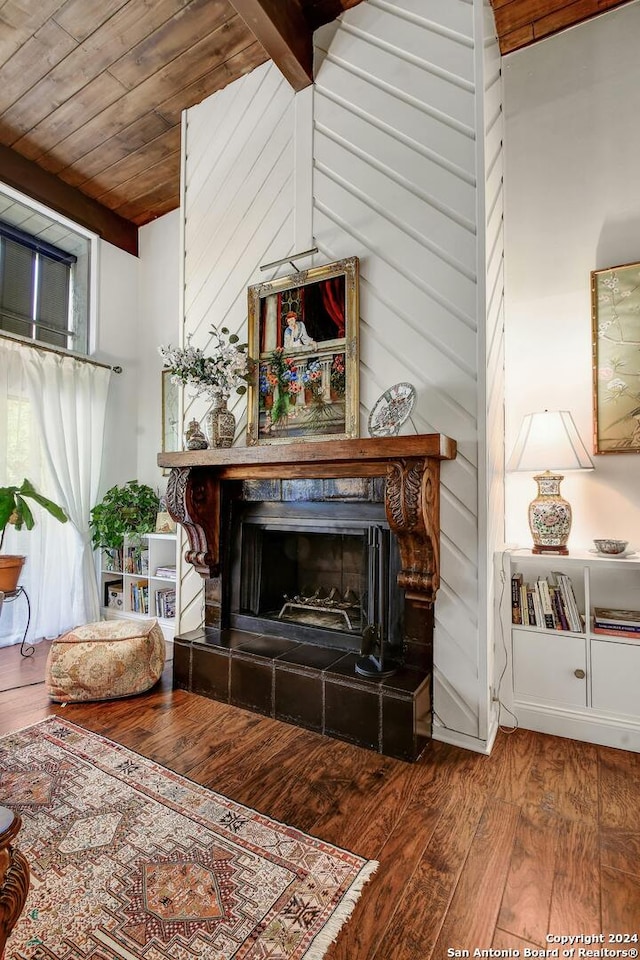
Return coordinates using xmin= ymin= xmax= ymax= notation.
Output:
xmin=246 ymin=529 xmax=367 ymax=632
xmin=230 ymin=504 xmax=402 ymax=652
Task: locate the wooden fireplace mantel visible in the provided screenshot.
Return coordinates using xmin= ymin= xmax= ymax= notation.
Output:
xmin=158 ymin=434 xmax=456 ymax=604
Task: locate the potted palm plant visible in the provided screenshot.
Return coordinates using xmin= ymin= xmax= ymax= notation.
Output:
xmin=0 ymin=479 xmax=68 ymax=592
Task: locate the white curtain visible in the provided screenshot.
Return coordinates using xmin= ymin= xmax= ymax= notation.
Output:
xmin=0 ymin=338 xmax=111 ymax=646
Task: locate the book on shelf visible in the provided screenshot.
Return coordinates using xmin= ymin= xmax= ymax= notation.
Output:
xmin=531 ymin=586 xmax=543 ymax=627
xmin=125 ymin=547 xmax=148 ymax=576
xmin=511 ymin=573 xmax=523 ymax=624
xmin=550 ymin=586 xmax=569 ymax=631
xmin=520 ymin=582 xmax=529 ymax=625
xmin=592 ymin=618 xmax=640 ymax=634
xmin=592 ymin=607 xmax=640 ymax=628
xmin=154 ymin=565 xmax=176 ymax=580
xmin=535 ymin=578 xmax=556 ymax=630
xmin=155 ymin=587 xmax=176 ymax=619
xmin=526 ymin=587 xmax=537 ymax=627
xmin=130 ymin=579 xmax=149 ymax=614
xmin=551 ymin=571 xmax=583 ymax=633
xmin=592 ymin=624 xmax=640 ymax=640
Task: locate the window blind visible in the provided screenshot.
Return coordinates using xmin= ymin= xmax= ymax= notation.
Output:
xmin=0 ymin=221 xmax=76 ymax=349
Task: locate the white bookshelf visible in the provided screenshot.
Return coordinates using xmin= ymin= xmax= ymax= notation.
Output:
xmin=497 ymin=548 xmax=640 ymax=752
xmin=100 ymin=533 xmax=177 ymax=642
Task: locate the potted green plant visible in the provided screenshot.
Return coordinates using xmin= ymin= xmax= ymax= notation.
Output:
xmin=89 ymin=481 xmax=159 ymax=569
xmin=0 ymin=479 xmax=68 ymax=592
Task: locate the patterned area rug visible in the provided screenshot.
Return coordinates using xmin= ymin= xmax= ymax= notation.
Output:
xmin=0 ymin=718 xmax=377 ymax=959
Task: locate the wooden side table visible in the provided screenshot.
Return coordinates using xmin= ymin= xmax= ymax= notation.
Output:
xmin=0 ymin=807 xmax=30 ymax=958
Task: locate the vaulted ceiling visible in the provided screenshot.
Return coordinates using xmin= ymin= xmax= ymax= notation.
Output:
xmin=0 ymin=0 xmax=634 ymax=255
xmin=0 ymin=0 xmax=363 ymax=252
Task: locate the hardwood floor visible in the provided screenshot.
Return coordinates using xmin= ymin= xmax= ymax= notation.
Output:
xmin=0 ymin=638 xmax=52 ymax=692
xmin=1 ymin=656 xmax=639 ymax=958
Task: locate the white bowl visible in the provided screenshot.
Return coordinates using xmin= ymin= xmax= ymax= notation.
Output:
xmin=593 ymin=538 xmax=629 ymax=555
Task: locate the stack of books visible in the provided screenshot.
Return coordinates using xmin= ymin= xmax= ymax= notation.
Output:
xmin=592 ymin=607 xmax=640 ymax=639
xmin=511 ymin=571 xmax=583 ymax=632
xmin=154 ymin=564 xmax=176 ymax=580
xmin=155 ymin=587 xmax=176 ymax=619
xmin=130 ymin=580 xmax=149 ymax=614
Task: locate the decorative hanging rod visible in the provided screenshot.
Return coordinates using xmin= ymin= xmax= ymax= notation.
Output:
xmin=0 ymin=332 xmax=122 ymax=373
xmin=260 ymin=246 xmax=318 ymax=272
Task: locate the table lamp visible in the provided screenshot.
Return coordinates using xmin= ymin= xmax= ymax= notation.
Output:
xmin=507 ymin=410 xmax=594 ymax=555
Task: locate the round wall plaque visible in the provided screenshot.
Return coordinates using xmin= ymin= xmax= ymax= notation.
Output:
xmin=367 ymin=382 xmax=416 ymax=437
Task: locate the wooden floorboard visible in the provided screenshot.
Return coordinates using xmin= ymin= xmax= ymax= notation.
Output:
xmin=497 ymin=802 xmax=559 ymax=945
xmin=1 ymin=646 xmax=639 ymax=958
xmin=0 ymin=637 xmax=52 ymax=691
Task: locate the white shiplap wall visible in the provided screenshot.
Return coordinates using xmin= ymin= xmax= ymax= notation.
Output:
xmin=314 ymin=0 xmax=492 ymax=746
xmin=478 ymin=0 xmax=505 ymax=744
xmin=180 ymin=62 xmax=298 ymax=632
xmin=180 ymin=0 xmax=504 ymax=750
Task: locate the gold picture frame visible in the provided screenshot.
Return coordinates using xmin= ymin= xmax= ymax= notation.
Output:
xmin=592 ymin=260 xmax=640 ymax=454
xmin=246 ymin=256 xmax=359 ymax=445
xmin=161 ymin=370 xmax=180 ymax=473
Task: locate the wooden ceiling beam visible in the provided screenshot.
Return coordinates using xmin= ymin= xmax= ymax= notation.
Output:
xmin=0 ymin=144 xmax=138 ymax=256
xmin=228 ymin=0 xmax=313 ymax=91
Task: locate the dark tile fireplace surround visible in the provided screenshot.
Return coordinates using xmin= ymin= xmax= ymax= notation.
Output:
xmin=161 ymin=436 xmax=456 ymax=762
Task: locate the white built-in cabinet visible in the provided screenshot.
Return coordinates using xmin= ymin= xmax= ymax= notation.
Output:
xmin=100 ymin=533 xmax=177 ymax=642
xmin=498 ymin=549 xmax=640 ymax=752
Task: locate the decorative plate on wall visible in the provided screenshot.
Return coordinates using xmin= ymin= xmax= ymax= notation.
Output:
xmin=367 ymin=382 xmax=416 ymax=437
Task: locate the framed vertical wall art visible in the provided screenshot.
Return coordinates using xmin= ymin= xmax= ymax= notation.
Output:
xmin=161 ymin=369 xmax=180 ymax=472
xmin=592 ymin=260 xmax=640 ymax=454
xmin=246 ymin=256 xmax=359 ymax=445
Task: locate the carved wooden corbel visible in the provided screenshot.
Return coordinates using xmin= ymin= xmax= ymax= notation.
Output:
xmin=385 ymin=458 xmax=440 ymax=604
xmin=165 ymin=467 xmax=221 ymax=578
xmin=0 ymin=808 xmax=30 ymax=956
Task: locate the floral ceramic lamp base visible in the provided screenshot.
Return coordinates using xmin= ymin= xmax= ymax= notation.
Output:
xmin=529 ymin=471 xmax=571 ymax=555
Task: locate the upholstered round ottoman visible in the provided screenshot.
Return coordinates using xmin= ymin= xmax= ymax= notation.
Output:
xmin=45 ymin=619 xmax=165 ymax=702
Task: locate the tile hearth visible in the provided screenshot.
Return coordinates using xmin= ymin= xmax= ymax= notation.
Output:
xmin=173 ymin=628 xmax=431 ymax=762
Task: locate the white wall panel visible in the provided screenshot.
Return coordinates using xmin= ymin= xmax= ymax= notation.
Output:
xmin=96 ymin=240 xmax=140 ymax=495
xmin=179 ymin=61 xmax=298 ymax=632
xmin=314 ymin=0 xmax=495 ymax=743
xmin=137 ymin=211 xmax=181 ymax=492
xmin=480 ymin=0 xmax=505 ymax=740
xmin=326 ymin=27 xmax=476 ymax=129
xmin=314 ymin=59 xmax=476 ymax=178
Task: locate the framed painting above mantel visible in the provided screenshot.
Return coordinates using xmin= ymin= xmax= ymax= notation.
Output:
xmin=246 ymin=256 xmax=359 ymax=446
xmin=592 ymin=259 xmax=640 ymax=454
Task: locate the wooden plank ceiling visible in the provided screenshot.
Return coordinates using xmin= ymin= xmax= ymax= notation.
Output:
xmin=490 ymin=0 xmax=635 ymax=55
xmin=0 ymin=0 xmax=362 ymax=251
xmin=0 ymin=0 xmax=635 ymax=252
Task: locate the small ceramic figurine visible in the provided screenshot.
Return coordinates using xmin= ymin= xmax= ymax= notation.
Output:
xmin=184 ymin=418 xmax=208 ymax=450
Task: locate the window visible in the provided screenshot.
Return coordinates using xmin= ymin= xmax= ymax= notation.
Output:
xmin=0 ymin=192 xmax=93 ymax=354
xmin=0 ymin=221 xmax=76 ymax=350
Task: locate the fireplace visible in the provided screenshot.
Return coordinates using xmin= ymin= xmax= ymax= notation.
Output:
xmin=229 ymin=499 xmax=402 ymax=658
xmin=160 ymin=434 xmax=456 ymax=761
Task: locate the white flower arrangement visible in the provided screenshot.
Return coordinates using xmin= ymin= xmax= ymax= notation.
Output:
xmin=159 ymin=326 xmax=251 ymax=400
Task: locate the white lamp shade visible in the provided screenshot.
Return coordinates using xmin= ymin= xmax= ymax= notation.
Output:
xmin=507 ymin=410 xmax=594 ymax=473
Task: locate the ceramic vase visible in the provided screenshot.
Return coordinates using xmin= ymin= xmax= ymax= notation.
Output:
xmin=205 ymin=396 xmax=235 ymax=448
